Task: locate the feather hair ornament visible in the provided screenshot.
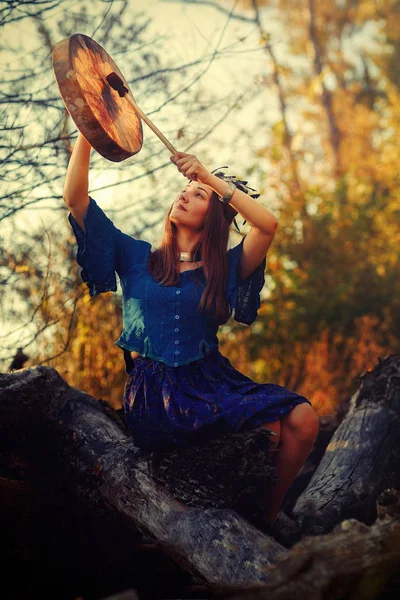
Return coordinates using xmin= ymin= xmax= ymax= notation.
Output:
xmin=211 ymin=166 xmax=260 ymax=233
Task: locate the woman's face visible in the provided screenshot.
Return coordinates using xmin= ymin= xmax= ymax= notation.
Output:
xmin=170 ymin=181 xmax=213 ymax=230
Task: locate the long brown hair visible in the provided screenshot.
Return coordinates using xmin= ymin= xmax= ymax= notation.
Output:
xmin=147 ymin=179 xmax=238 ymax=325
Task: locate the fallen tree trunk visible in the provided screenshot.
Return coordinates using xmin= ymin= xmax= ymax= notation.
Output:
xmin=221 ymin=489 xmax=400 ymax=600
xmin=291 ymin=354 xmax=400 ymax=535
xmin=0 ymin=365 xmax=286 ymax=593
xmin=1 ymin=354 xmax=399 ymax=598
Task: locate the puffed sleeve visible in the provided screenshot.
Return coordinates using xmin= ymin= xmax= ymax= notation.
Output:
xmin=226 ymin=235 xmax=266 ymax=325
xmin=68 ymin=196 xmax=151 ymax=297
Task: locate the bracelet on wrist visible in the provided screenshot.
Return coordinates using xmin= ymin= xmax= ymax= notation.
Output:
xmin=218 ymin=182 xmax=236 ymax=204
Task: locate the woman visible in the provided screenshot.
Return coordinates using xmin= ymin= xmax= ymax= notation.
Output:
xmin=64 ymin=132 xmax=319 ymax=526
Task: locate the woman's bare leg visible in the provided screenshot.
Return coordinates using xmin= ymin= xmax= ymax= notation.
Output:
xmin=261 ymin=403 xmax=319 ymax=525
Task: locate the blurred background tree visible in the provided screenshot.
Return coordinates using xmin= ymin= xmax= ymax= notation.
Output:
xmin=219 ymin=0 xmax=400 ymax=415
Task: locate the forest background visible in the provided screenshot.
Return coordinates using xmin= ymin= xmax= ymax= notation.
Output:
xmin=1 ymin=0 xmax=399 ymax=414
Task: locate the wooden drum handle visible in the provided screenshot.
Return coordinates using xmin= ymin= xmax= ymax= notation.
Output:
xmin=106 ymin=72 xmax=177 ymax=155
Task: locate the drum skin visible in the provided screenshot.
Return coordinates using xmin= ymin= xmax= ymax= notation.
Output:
xmin=52 ymin=33 xmax=143 ymax=162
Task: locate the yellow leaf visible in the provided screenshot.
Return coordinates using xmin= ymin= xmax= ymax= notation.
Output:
xmin=259 ymin=32 xmax=270 ymax=44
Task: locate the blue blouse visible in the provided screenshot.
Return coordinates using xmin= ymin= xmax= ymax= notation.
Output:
xmin=68 ymin=196 xmax=266 ymax=367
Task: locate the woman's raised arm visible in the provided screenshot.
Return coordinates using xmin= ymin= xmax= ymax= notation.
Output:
xmin=63 ymin=132 xmax=92 ymax=231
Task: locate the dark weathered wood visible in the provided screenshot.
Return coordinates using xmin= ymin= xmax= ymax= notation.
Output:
xmin=291 ymin=354 xmax=400 ymax=534
xmin=2 ymin=354 xmax=400 ymax=598
xmin=148 ymin=425 xmax=278 ymax=516
xmin=219 ymin=489 xmax=400 ymax=600
xmin=0 ymin=366 xmax=286 ymax=591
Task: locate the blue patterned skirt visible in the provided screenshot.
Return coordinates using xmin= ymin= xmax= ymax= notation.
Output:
xmin=122 ymin=347 xmax=312 ymax=453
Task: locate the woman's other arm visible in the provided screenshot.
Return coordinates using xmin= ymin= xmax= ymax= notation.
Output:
xmin=63 ymin=132 xmax=92 ymax=231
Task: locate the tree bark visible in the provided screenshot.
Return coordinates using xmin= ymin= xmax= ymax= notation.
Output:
xmin=0 ymin=365 xmax=286 ymax=593
xmin=1 ymin=355 xmax=400 ymax=598
xmin=291 ymin=354 xmax=400 ymax=534
xmin=221 ymin=490 xmax=400 ymax=600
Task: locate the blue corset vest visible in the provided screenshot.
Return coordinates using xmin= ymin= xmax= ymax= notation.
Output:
xmin=68 ymin=196 xmax=266 ymax=367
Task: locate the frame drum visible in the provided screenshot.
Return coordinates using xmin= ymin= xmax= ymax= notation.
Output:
xmin=52 ymin=33 xmax=143 ymax=162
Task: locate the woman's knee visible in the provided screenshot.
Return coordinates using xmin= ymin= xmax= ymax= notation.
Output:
xmin=281 ymin=402 xmax=319 ymax=442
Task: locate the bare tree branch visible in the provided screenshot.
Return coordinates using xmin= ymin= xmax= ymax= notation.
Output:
xmin=161 ymin=0 xmax=257 ymax=23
